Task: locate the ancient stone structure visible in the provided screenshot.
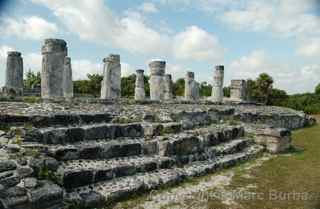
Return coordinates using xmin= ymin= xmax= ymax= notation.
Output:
xmin=0 ymin=100 xmax=315 ymax=209
xmin=101 ymin=54 xmax=121 ymax=100
xmin=62 ymin=57 xmax=73 ymax=100
xmin=185 ymin=71 xmax=199 ymax=101
xmin=149 ymin=60 xmax=166 ymax=101
xmin=230 ymin=79 xmax=246 ymax=101
xmin=3 ymin=51 xmax=24 ymax=96
xmin=164 ymin=74 xmax=173 ymax=100
xmin=41 ymin=39 xmax=68 ymax=100
xmin=134 ymin=69 xmax=145 ymax=100
xmin=211 ymin=65 xmax=224 ymax=103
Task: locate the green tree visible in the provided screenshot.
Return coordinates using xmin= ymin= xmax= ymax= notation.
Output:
xmin=256 ymin=73 xmax=274 ymax=104
xmin=173 ymin=78 xmax=185 ymax=96
xmin=315 ymin=83 xmax=320 ymax=95
xmin=200 ymin=82 xmax=212 ymax=97
xmin=223 ymin=87 xmax=230 ymax=98
xmin=24 ymin=70 xmax=41 ymax=89
xmin=121 ymin=74 xmax=136 ymax=98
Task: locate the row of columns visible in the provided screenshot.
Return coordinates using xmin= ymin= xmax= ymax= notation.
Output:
xmin=2 ymin=38 xmax=246 ymax=102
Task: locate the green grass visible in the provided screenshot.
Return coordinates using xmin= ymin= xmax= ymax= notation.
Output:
xmin=208 ymin=115 xmax=320 ymax=209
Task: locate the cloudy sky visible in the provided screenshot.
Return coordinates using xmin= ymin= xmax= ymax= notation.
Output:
xmin=0 ymin=0 xmax=319 ymax=94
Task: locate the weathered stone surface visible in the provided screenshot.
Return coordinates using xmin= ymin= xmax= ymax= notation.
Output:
xmin=230 ymin=80 xmax=246 ymax=101
xmin=184 ymin=72 xmax=199 ymax=101
xmin=211 ymin=65 xmax=224 ymax=103
xmin=41 ymin=39 xmax=68 ymax=100
xmin=164 ymin=74 xmax=173 ymax=100
xmin=62 ymin=57 xmax=73 ymax=99
xmin=254 ymin=127 xmax=292 ymax=153
xmin=0 ymin=160 xmax=17 ymax=172
xmin=149 ymin=60 xmax=166 ymax=101
xmin=3 ymin=51 xmax=23 ymax=96
xmin=135 ymin=69 xmax=145 ymax=101
xmin=101 ymin=54 xmax=121 ymax=100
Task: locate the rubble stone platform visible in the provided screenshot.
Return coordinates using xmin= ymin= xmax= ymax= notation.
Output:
xmin=0 ymin=101 xmax=315 ymax=209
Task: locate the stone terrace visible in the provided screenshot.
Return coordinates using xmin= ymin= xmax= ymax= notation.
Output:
xmin=0 ymin=101 xmax=315 ymax=209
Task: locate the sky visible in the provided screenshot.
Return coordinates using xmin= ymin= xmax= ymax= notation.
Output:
xmin=0 ymin=0 xmax=319 ymax=94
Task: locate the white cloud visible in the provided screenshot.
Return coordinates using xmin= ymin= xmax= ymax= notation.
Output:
xmin=173 ymin=26 xmax=224 ymax=62
xmin=31 ymin=0 xmax=223 ymax=63
xmin=0 ymin=16 xmax=58 ymax=40
xmin=121 ymin=62 xmax=136 ymax=76
xmin=297 ymin=38 xmax=320 ymax=58
xmin=221 ymin=0 xmax=320 ymax=38
xmin=228 ymin=50 xmax=320 ymax=94
xmin=139 ymin=2 xmax=158 ymax=13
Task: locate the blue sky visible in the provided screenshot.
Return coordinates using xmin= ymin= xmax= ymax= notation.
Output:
xmin=0 ymin=0 xmax=319 ymax=94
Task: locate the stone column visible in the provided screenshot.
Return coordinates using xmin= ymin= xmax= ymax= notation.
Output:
xmin=63 ymin=57 xmax=73 ymax=100
xmin=134 ymin=69 xmax=145 ymax=101
xmin=41 ymin=39 xmax=68 ymax=100
xmin=211 ymin=65 xmax=224 ymax=103
xmin=185 ymin=72 xmax=199 ymax=101
xmin=100 ymin=54 xmax=121 ymax=100
xmin=149 ymin=60 xmax=165 ymax=101
xmin=4 ymin=51 xmax=23 ymax=96
xmin=230 ymin=79 xmax=247 ymax=101
xmin=164 ymin=74 xmax=173 ymax=100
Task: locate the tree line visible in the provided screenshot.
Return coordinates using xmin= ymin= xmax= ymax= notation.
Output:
xmin=23 ymin=70 xmax=320 ymax=114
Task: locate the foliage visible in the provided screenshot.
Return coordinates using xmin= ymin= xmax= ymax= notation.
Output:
xmin=200 ymin=82 xmax=212 ymax=97
xmin=173 ymin=78 xmax=185 ymax=96
xmin=24 ymin=70 xmax=41 ymax=89
xmin=246 ymin=73 xmax=273 ymax=104
xmin=315 ymin=83 xmax=320 ymax=95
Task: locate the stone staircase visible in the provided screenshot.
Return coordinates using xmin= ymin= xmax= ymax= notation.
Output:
xmin=20 ymin=114 xmax=264 ymax=209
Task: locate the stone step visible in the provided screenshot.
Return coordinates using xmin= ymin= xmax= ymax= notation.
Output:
xmin=44 ymin=139 xmax=145 ymax=161
xmin=25 ymin=123 xmax=144 ymax=144
xmin=157 ymin=125 xmax=245 ymax=157
xmin=169 ymin=138 xmax=251 ymax=165
xmin=64 ymin=144 xmax=264 ymax=209
xmin=56 ymin=156 xmax=175 ymax=190
xmin=0 ymin=112 xmax=114 ymax=127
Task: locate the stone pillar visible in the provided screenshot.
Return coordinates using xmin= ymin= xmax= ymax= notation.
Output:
xmin=41 ymin=39 xmax=68 ymax=100
xmin=134 ymin=69 xmax=145 ymax=101
xmin=185 ymin=71 xmax=199 ymax=101
xmin=3 ymin=51 xmax=23 ymax=96
xmin=164 ymin=74 xmax=173 ymax=100
xmin=63 ymin=57 xmax=73 ymax=100
xmin=211 ymin=65 xmax=224 ymax=103
xmin=149 ymin=60 xmax=165 ymax=101
xmin=230 ymin=79 xmax=246 ymax=101
xmin=100 ymin=54 xmax=121 ymax=100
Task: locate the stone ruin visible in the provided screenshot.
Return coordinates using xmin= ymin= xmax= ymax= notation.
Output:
xmin=134 ymin=69 xmax=145 ymax=101
xmin=2 ymin=51 xmax=24 ymax=96
xmin=211 ymin=65 xmax=224 ymax=103
xmin=101 ymin=54 xmax=121 ymax=100
xmin=0 ymin=38 xmax=317 ymax=209
xmin=184 ymin=71 xmax=200 ymax=101
xmin=41 ymin=39 xmax=68 ymax=100
xmin=230 ymin=79 xmax=247 ymax=101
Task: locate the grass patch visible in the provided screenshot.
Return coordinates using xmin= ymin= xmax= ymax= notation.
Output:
xmin=207 ymin=115 xmax=320 ymax=209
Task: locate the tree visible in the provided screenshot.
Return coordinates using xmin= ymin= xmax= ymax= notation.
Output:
xmin=256 ymin=73 xmax=273 ymax=104
xmin=223 ymin=87 xmax=230 ymax=98
xmin=121 ymin=74 xmax=136 ymax=98
xmin=24 ymin=70 xmax=41 ymax=89
xmin=200 ymin=82 xmax=212 ymax=97
xmin=173 ymin=78 xmax=185 ymax=96
xmin=315 ymin=83 xmax=320 ymax=95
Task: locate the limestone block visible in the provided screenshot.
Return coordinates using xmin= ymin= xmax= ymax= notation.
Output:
xmin=230 ymin=80 xmax=246 ymax=101
xmin=41 ymin=39 xmax=68 ymax=100
xmin=100 ymin=54 xmax=121 ymax=100
xmin=211 ymin=65 xmax=224 ymax=102
xmin=134 ymin=69 xmax=145 ymax=100
xmin=164 ymin=74 xmax=173 ymax=100
xmin=255 ymin=128 xmax=292 ymax=153
xmin=4 ymin=51 xmax=24 ymax=96
xmin=149 ymin=60 xmax=166 ymax=101
xmin=62 ymin=57 xmax=73 ymax=99
xmin=184 ymin=72 xmax=199 ymax=101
